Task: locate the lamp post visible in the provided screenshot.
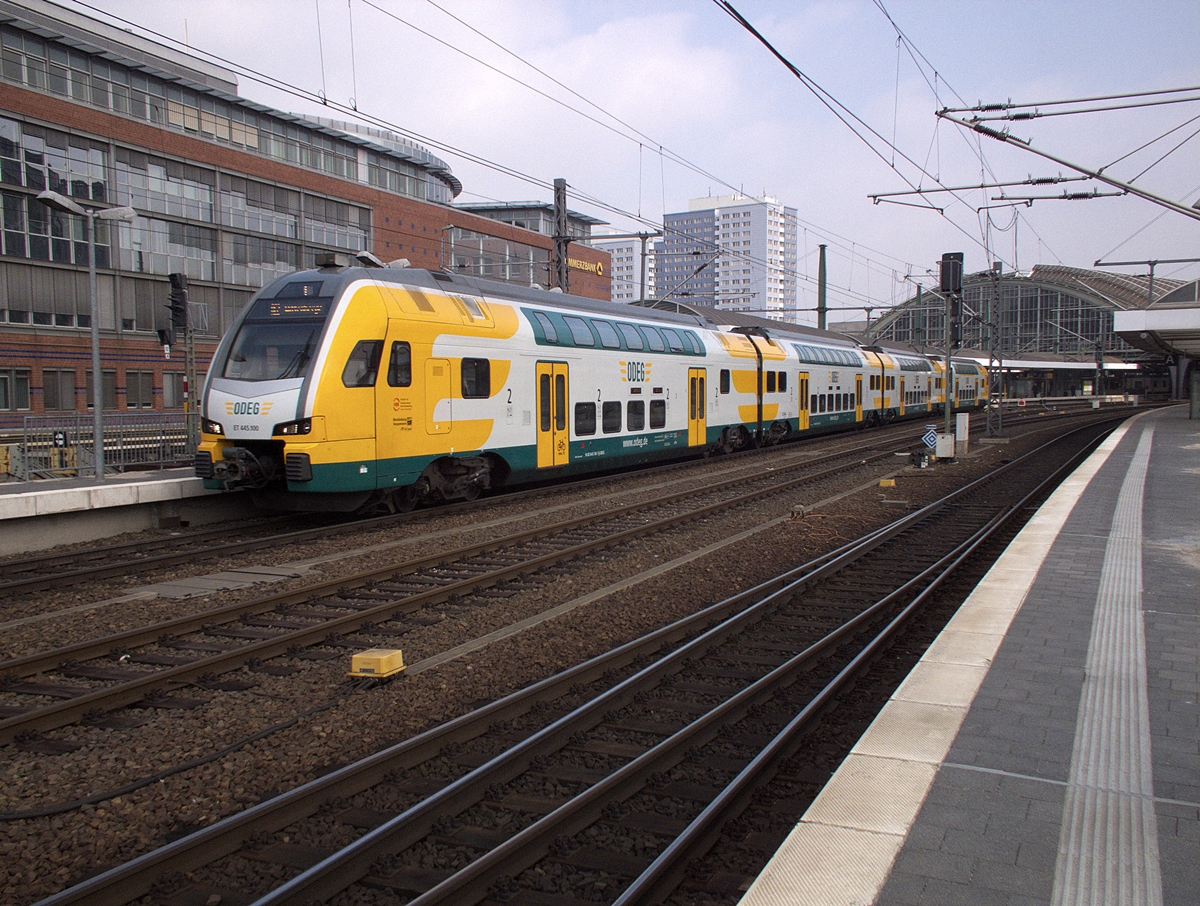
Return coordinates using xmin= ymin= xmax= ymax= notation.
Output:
xmin=37 ymin=190 xmax=135 ymax=481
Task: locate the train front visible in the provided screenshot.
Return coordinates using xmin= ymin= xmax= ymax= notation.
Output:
xmin=194 ymin=279 xmax=333 ymax=494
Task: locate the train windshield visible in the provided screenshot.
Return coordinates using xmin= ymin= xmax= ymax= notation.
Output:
xmin=222 ymin=295 xmax=333 ymax=382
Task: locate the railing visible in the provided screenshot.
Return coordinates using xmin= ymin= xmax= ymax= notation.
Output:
xmin=2 ymin=413 xmax=195 ymax=481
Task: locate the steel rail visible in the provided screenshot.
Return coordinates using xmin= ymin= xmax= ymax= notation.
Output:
xmin=0 ymin=440 xmax=904 ymax=742
xmin=241 ymin=421 xmax=1116 ymax=906
xmin=612 ymin=423 xmax=1107 ymax=904
xmin=0 ymin=429 xmax=903 ymax=599
xmin=30 ymin=419 xmax=1118 ymax=906
xmin=28 ymin=522 xmax=901 ymax=906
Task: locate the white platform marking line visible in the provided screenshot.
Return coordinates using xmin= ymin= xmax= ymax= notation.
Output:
xmin=1051 ymin=425 xmax=1162 ymax=906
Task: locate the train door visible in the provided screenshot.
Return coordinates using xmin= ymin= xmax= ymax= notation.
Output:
xmin=953 ymin=378 xmax=960 ymax=412
xmin=536 ymin=362 xmax=569 ymax=468
xmin=425 ymin=358 xmax=451 ymax=435
xmin=899 ymin=377 xmax=906 ymax=417
xmin=688 ymin=367 xmax=707 ymax=446
xmin=855 ymin=374 xmax=863 ymax=422
xmin=798 ymin=372 xmax=810 ymax=430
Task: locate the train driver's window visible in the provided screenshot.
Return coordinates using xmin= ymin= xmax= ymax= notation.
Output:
xmin=575 ymin=402 xmax=596 ymax=435
xmin=627 ymin=399 xmax=645 ymax=431
xmin=720 ymin=369 xmax=730 ymax=394
xmin=461 ymin=358 xmax=490 ymax=398
xmin=387 ymin=341 xmax=411 ymax=387
xmin=342 ymin=340 xmax=382 ymax=387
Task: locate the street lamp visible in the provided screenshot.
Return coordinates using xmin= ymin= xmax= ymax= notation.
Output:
xmin=37 ymin=190 xmax=136 ymax=481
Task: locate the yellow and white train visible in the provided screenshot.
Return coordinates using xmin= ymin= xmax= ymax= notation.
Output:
xmin=196 ymin=264 xmax=986 ymax=511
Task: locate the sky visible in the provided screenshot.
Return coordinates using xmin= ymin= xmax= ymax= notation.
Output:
xmin=62 ymin=0 xmax=1200 ymax=324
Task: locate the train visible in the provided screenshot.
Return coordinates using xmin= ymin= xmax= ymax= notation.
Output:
xmin=195 ymin=261 xmax=987 ymax=512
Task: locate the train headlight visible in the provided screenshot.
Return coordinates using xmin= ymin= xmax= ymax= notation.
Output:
xmin=273 ymin=418 xmax=313 ymax=436
xmin=202 ymin=418 xmax=225 ymax=436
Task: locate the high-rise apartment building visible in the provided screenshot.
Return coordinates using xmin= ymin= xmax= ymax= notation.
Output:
xmin=657 ymin=194 xmax=797 ymax=320
xmin=592 ymin=236 xmax=655 ymax=302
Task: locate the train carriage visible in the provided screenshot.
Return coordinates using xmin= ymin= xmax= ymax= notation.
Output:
xmin=196 ymin=263 xmax=984 ymax=512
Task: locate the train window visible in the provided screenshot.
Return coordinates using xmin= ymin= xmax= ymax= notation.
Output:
xmin=575 ymin=402 xmax=596 ymax=435
xmin=778 ymin=372 xmax=787 ymax=393
xmin=682 ymin=331 xmax=702 ymax=354
xmin=887 ymin=376 xmax=896 ymax=390
xmin=720 ymin=369 xmax=730 ymax=394
xmin=387 ymin=342 xmax=411 ymax=387
xmin=827 ymin=393 xmax=835 ymax=412
xmin=649 ymin=399 xmax=666 ymax=429
xmin=642 ymin=327 xmax=666 ymax=352
xmin=532 ymin=311 xmax=558 ymax=344
xmin=818 ymin=394 xmax=826 ymax=413
xmin=593 ymin=320 xmax=621 ymax=349
xmin=602 ymin=401 xmax=621 ymax=433
xmin=766 ymin=371 xmax=776 ymax=393
xmin=627 ymin=400 xmax=645 ymax=431
xmin=341 ymin=340 xmax=382 ymax=387
xmin=617 ymin=323 xmax=644 ymax=350
xmin=564 ymin=316 xmax=594 ymax=347
xmin=661 ymin=328 xmax=684 ymax=353
xmin=540 ymin=374 xmax=551 ymax=431
xmin=810 ymin=394 xmax=818 ymax=412
xmin=461 ymin=358 xmax=490 ymax=399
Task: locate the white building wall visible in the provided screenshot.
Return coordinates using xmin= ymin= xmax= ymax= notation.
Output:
xmin=594 ymin=238 xmax=655 ymax=302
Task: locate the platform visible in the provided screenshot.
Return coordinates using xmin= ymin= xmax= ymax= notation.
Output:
xmin=741 ymin=403 xmax=1198 ymax=906
xmin=0 ymin=469 xmax=253 ymax=556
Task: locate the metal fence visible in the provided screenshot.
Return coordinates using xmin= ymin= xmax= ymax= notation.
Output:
xmin=2 ymin=413 xmax=195 ymax=480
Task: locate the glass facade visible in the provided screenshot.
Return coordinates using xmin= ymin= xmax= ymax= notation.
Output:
xmin=872 ymin=275 xmax=1141 ymax=360
xmin=447 ymin=227 xmax=552 ymax=287
xmin=0 ymin=25 xmax=456 ymax=204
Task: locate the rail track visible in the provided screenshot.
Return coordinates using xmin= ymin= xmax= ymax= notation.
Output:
xmin=0 ymin=402 xmax=1116 ymax=600
xmin=29 ymin=418 xmax=1117 ymax=906
xmin=0 ymin=422 xmax=930 ymax=600
xmin=0 ymin=430 xmax=921 ymax=744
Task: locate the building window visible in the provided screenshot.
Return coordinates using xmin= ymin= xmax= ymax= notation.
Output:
xmin=85 ymin=369 xmax=116 ymax=410
xmin=119 ymin=216 xmax=216 ymax=280
xmin=43 ymin=369 xmax=75 ymax=410
xmin=222 ymin=233 xmax=299 ymax=287
xmin=0 ymin=368 xmax=31 ymax=410
xmin=304 ymin=194 xmax=369 ymax=252
xmin=126 ymin=371 xmax=153 ymax=408
xmin=219 ymin=174 xmax=298 ymax=238
xmin=116 ymin=149 xmax=214 ymax=221
xmin=163 ymin=372 xmax=186 ymax=408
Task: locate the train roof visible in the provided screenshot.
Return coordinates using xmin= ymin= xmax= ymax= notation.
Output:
xmin=266 ymin=265 xmax=715 ymax=332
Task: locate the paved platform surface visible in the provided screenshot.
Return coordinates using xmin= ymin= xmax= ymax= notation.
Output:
xmin=0 ymin=467 xmax=213 ymax=520
xmin=740 ymin=403 xmax=1198 ymax=906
